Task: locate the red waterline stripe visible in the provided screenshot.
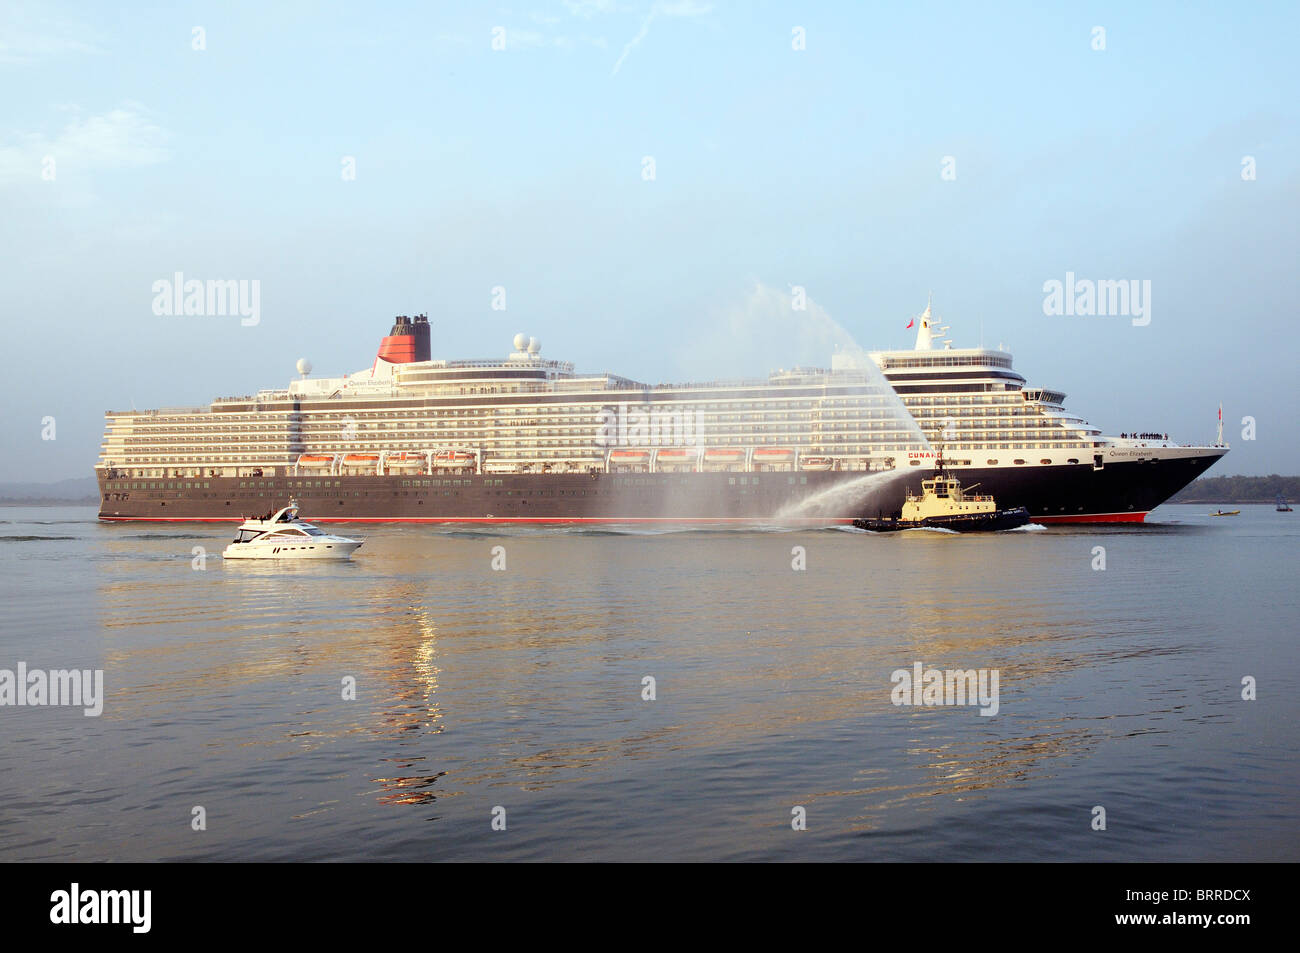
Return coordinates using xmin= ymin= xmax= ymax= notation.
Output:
xmin=1034 ymin=512 xmax=1147 ymax=524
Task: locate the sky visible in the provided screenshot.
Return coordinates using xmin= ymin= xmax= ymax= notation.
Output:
xmin=2 ymin=0 xmax=1297 ymax=481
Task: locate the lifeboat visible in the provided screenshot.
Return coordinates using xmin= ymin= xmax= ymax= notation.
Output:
xmin=753 ymin=447 xmax=795 ymax=461
xmin=386 ymin=452 xmax=426 ymax=471
xmin=296 ymin=454 xmax=334 ymax=469
xmin=800 ymin=456 xmax=833 ymax=471
xmin=703 ymin=448 xmax=745 ymax=463
xmin=433 ymin=450 xmax=476 ymax=468
xmin=609 ymin=449 xmax=651 ymax=471
xmin=656 ymin=449 xmax=697 ymax=463
xmin=341 ymin=453 xmax=381 ymax=469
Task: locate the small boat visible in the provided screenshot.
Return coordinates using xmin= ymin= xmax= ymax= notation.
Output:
xmin=800 ymin=456 xmax=834 ymax=471
xmin=698 ymin=448 xmax=745 ymax=470
xmin=341 ymin=453 xmax=380 ymax=472
xmin=609 ymin=449 xmax=651 ymax=463
xmin=1209 ymin=509 xmax=1240 ymax=517
xmin=433 ymin=450 xmax=476 ymax=469
xmin=853 ymin=460 xmax=1030 ymax=533
xmin=222 ymin=500 xmax=362 ymax=560
xmin=386 ymin=451 xmax=427 ymax=471
xmin=1277 ymin=495 xmax=1293 ymax=512
xmin=296 ymin=453 xmax=334 ymax=469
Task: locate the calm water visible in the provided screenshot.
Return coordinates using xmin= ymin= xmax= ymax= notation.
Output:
xmin=0 ymin=503 xmax=1295 ymax=862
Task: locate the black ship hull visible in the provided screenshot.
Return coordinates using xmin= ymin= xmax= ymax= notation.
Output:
xmin=97 ymin=450 xmax=1223 ymax=524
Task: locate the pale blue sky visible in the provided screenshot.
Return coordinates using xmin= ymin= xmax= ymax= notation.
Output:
xmin=2 ymin=0 xmax=1297 ymax=481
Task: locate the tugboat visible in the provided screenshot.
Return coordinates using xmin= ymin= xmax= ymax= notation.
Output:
xmin=222 ymin=500 xmax=363 ymax=560
xmin=1277 ymin=495 xmax=1293 ymax=513
xmin=853 ymin=456 xmax=1031 ymax=533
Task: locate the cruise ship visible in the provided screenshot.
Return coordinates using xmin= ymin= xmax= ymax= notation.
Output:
xmin=96 ymin=306 xmax=1227 ymax=524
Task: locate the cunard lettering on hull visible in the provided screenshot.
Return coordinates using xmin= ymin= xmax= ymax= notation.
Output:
xmin=96 ymin=306 xmax=1228 ymax=524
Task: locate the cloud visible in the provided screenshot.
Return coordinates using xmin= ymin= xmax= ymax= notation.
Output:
xmin=611 ymin=11 xmax=654 ymax=74
xmin=611 ymin=1 xmax=711 ymax=75
xmin=656 ymin=1 xmax=713 ymax=15
xmin=0 ymin=104 xmax=169 ymax=185
xmin=563 ymin=0 xmax=620 ymax=17
xmin=505 ymin=29 xmax=551 ymax=49
xmin=499 ymin=26 xmax=608 ymax=51
xmin=0 ymin=4 xmax=102 ymax=65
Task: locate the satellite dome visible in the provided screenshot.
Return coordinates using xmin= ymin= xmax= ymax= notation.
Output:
xmin=296 ymin=358 xmax=312 ymax=376
xmin=527 ymin=337 xmax=540 ymax=354
xmin=513 ymin=333 xmax=528 ymax=351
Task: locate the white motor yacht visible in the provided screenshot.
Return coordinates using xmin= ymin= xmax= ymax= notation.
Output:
xmin=222 ymin=500 xmax=362 ymax=560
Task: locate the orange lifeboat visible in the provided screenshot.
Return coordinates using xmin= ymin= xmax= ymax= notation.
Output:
xmin=753 ymin=447 xmax=795 ymax=461
xmin=386 ymin=452 xmax=426 ymax=471
xmin=656 ymin=449 xmax=696 ymax=462
xmin=433 ymin=450 xmax=476 ymax=468
xmin=296 ymin=454 xmax=334 ymax=469
xmin=703 ymin=448 xmax=745 ymax=463
xmin=609 ymin=449 xmax=651 ymax=470
xmin=342 ymin=453 xmax=380 ymax=469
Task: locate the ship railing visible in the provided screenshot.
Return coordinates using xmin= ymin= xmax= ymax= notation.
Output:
xmin=105 ymin=406 xmax=211 ymax=416
xmin=1110 ymin=438 xmax=1197 ymax=448
xmin=639 ymin=374 xmax=874 ymax=391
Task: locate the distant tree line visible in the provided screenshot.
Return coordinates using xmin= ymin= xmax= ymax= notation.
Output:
xmin=1169 ymin=474 xmax=1300 ymax=503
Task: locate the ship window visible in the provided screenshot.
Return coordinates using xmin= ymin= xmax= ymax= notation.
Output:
xmin=987 ymin=459 xmax=997 ymax=465
xmin=1014 ymin=459 xmax=1026 ymax=465
xmin=909 ymin=459 xmax=921 ymax=466
xmin=1040 ymin=459 xmax=1051 ymax=464
xmin=1068 ymin=458 xmax=1079 ymax=464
